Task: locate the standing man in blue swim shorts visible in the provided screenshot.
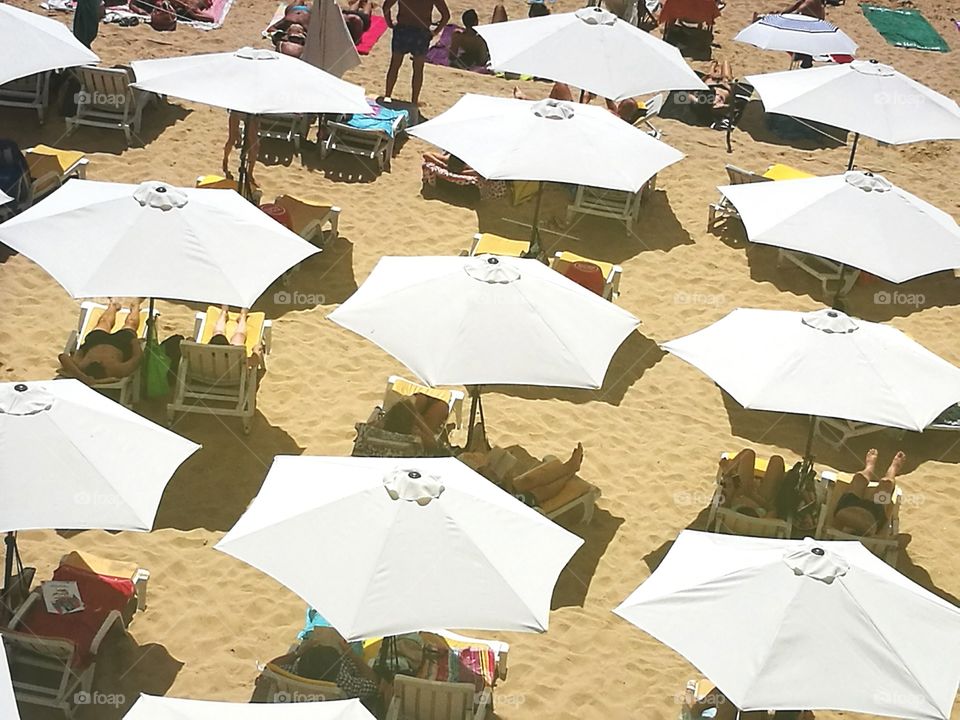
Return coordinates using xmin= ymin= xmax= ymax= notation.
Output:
xmin=383 ymin=0 xmax=450 ymax=106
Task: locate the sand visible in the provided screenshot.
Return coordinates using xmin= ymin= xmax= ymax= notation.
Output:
xmin=2 ymin=0 xmax=960 ymax=717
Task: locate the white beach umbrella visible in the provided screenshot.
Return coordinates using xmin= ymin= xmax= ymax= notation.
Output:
xmin=125 ymin=695 xmax=375 ymax=720
xmin=718 ymin=170 xmax=960 ymax=284
xmin=747 ymin=59 xmax=960 ymax=168
xmin=409 ymin=93 xmax=683 ymax=191
xmin=216 ymin=456 xmax=583 ymax=641
xmin=328 ymin=254 xmax=639 ymax=389
xmin=0 ymin=4 xmax=99 ymax=86
xmin=661 ymin=307 xmax=960 ymax=435
xmin=735 ymin=14 xmax=857 ymax=56
xmin=0 ymin=637 xmax=18 ymax=720
xmin=0 ymin=179 xmax=319 ymax=307
xmin=130 ymin=47 xmax=367 ymax=116
xmin=0 ymin=380 xmax=199 ymax=587
xmin=614 ymin=530 xmax=960 ymax=719
xmin=476 ymin=7 xmax=706 ymax=101
xmin=302 ymin=0 xmax=361 ymax=79
xmin=0 ymin=190 xmax=12 ymax=206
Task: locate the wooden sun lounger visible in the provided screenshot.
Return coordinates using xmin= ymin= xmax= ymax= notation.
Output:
xmin=706 ymin=452 xmax=792 ymax=539
xmin=550 ymin=251 xmax=622 ymax=302
xmin=0 ymin=72 xmax=51 ymax=124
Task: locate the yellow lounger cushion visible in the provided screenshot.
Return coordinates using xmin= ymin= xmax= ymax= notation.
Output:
xmin=539 ymin=476 xmax=596 ymax=515
xmin=389 ymin=377 xmax=454 ymax=407
xmin=199 ymin=306 xmax=265 ymax=356
xmin=554 ymin=251 xmax=614 ymax=280
xmin=59 ymin=550 xmax=138 ymax=580
xmin=195 ymin=175 xmax=239 ymax=190
xmin=26 ymin=145 xmax=85 ymax=178
xmin=763 ymin=163 xmax=815 ymax=181
xmin=474 ymin=234 xmax=530 ymax=257
xmin=273 ymin=194 xmax=334 ymax=236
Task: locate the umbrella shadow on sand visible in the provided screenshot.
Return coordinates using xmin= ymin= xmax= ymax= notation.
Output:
xmin=300 ymin=137 xmax=409 ymax=184
xmin=150 ymin=413 xmax=306 ymax=532
xmin=737 ymin=103 xmax=847 ymax=151
xmin=253 ymin=235 xmax=359 ymax=318
xmin=76 ymin=637 xmax=182 ymax=720
xmin=256 ymin=137 xmax=298 ymax=169
xmin=489 ymin=332 xmax=665 ymax=407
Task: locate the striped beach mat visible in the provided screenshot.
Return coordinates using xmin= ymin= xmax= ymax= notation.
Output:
xmin=860 ymin=4 xmax=949 ymax=52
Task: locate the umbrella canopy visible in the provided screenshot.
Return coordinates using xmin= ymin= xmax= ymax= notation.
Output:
xmin=130 ymin=47 xmax=368 ymax=115
xmin=0 ymin=4 xmax=99 ymax=87
xmin=216 ymin=456 xmax=583 ymax=641
xmin=0 ymin=180 xmax=320 ymax=307
xmin=0 ymin=380 xmax=198 ymax=533
xmin=302 ymin=0 xmax=361 ymax=78
xmin=0 ymin=637 xmax=18 ymax=720
xmin=476 ymin=7 xmax=706 ymax=101
xmin=718 ymin=170 xmax=960 ymax=283
xmin=614 ymin=530 xmax=960 ymax=719
xmin=328 ymin=255 xmax=640 ymax=388
xmin=661 ymin=307 xmax=960 ymax=431
xmin=125 ymin=696 xmax=375 ymax=720
xmin=735 ymin=13 xmax=857 ymax=56
xmin=407 ymin=94 xmax=683 ymax=192
xmin=0 ymin=190 xmax=12 ymax=206
xmin=747 ymin=59 xmax=960 ymax=146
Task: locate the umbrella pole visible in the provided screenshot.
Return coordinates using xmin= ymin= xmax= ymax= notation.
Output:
xmin=831 ymin=264 xmax=848 ymax=310
xmin=525 ymin=182 xmax=545 ymax=260
xmin=802 ymin=415 xmax=817 ymax=469
xmin=373 ymin=635 xmax=398 ymax=682
xmin=139 ymin=296 xmax=157 ymax=404
xmin=846 ymin=132 xmax=860 ymax=171
xmin=466 ymin=386 xmax=489 ymax=451
xmin=3 ymin=531 xmax=20 ymax=593
xmin=237 ymin=113 xmax=252 ymax=202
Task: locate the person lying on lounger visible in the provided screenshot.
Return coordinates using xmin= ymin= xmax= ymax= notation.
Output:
xmin=461 ymin=443 xmax=585 ymax=509
xmin=382 ymin=393 xmax=453 ymax=454
xmin=208 ymin=305 xmax=264 ymax=368
xmin=342 ymin=0 xmax=376 ymax=44
xmin=58 ymin=298 xmax=143 ymax=386
xmin=293 ymin=642 xmax=388 ymax=715
xmin=513 ymin=84 xmax=641 ymax=123
xmin=717 ymin=448 xmax=786 ymax=519
xmin=421 ymin=151 xmax=479 ymax=178
xmin=830 ymin=449 xmax=903 ymax=537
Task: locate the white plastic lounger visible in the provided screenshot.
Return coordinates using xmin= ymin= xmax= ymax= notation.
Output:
xmin=0 ymin=72 xmax=51 ymax=124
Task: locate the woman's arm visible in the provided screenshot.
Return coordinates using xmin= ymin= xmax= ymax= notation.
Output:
xmin=58 ymin=353 xmax=97 ymax=385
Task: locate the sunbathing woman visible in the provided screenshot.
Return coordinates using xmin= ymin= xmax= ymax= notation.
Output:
xmin=209 ymin=305 xmax=264 ymax=368
xmin=421 ymin=151 xmax=479 ymax=177
xmin=718 ymin=448 xmax=785 ymax=519
xmin=382 ymin=394 xmax=453 ymax=455
xmin=703 ymin=59 xmax=734 ymax=111
xmin=831 ymin=449 xmax=903 ymax=537
xmin=343 ymin=0 xmax=376 ymax=44
xmin=460 ymin=443 xmax=585 ymax=509
xmin=58 ymin=299 xmax=143 ymax=385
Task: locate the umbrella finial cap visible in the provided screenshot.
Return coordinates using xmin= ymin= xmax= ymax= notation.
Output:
xmin=845 ymin=170 xmax=892 ymax=193
xmin=783 ymin=538 xmax=849 ymax=583
xmin=574 ymin=6 xmax=617 ymax=25
xmin=133 ymin=181 xmax=189 ymax=210
xmin=801 ymin=307 xmax=859 ymax=334
xmin=465 ymin=255 xmax=521 ymax=284
xmin=532 ymin=98 xmax=575 ymax=120
xmin=383 ymin=468 xmax=444 ymax=506
xmin=0 ymin=382 xmax=54 ymax=416
xmin=852 ymin=59 xmax=894 ymax=76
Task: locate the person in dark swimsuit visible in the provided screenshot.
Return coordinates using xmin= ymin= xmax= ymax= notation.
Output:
xmin=717 ymin=448 xmax=786 ymax=519
xmin=383 ymin=0 xmax=450 ymax=105
xmin=58 ymin=299 xmax=144 ymax=386
xmin=342 ymin=0 xmax=375 ymax=44
xmin=831 ymin=449 xmax=904 ymax=536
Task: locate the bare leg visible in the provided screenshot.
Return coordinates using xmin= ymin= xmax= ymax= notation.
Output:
xmin=861 ymin=448 xmax=879 ymax=483
xmin=512 ymin=86 xmax=528 ymax=100
xmin=223 ymin=113 xmax=241 ymax=176
xmin=549 ymin=82 xmax=574 ymax=102
xmin=491 ymin=3 xmax=507 ymax=22
xmin=123 ymin=298 xmax=142 ymax=332
xmin=95 ymin=299 xmax=122 ymax=332
xmin=213 ymin=304 xmax=230 ymax=337
xmin=514 ymin=443 xmax=583 ymax=492
xmin=244 ymin=118 xmax=261 ymax=187
xmin=527 ymin=475 xmax=569 ymax=505
xmin=230 ymin=308 xmax=249 ymax=347
xmin=758 ymin=455 xmax=785 ymax=511
xmin=411 ymin=56 xmax=426 ymax=106
xmin=385 ymin=52 xmax=404 ymax=98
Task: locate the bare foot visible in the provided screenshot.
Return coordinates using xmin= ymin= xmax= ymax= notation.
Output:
xmin=884 ymin=451 xmax=906 ymax=480
xmin=564 ymin=442 xmax=584 ymax=474
xmin=863 ymin=448 xmax=879 ymax=481
xmin=512 ymin=86 xmax=526 ymax=100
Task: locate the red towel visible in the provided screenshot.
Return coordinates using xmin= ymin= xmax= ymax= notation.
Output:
xmin=356 ymin=15 xmax=388 ymax=55
xmin=19 ymin=565 xmax=134 ymax=668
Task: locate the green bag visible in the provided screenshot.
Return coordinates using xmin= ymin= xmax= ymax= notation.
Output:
xmin=144 ymin=326 xmax=171 ymax=399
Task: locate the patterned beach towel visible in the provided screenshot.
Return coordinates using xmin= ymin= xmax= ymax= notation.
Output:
xmin=860 ymin=5 xmax=949 ymax=52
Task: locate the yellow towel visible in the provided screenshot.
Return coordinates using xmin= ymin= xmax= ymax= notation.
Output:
xmin=274 ymin=194 xmax=334 ymax=236
xmin=199 ymin=306 xmax=265 ymax=356
xmin=79 ymin=304 xmax=148 ymax=342
xmin=511 ymin=180 xmax=540 ymax=206
xmin=195 ymin=175 xmax=239 ymax=190
xmin=59 ymin=550 xmax=137 ymax=580
xmin=390 ymin=377 xmax=453 ymax=407
xmin=26 ymin=145 xmax=85 ymax=196
xmin=554 ymin=251 xmax=614 ymax=280
xmin=473 ymin=234 xmax=530 ymax=257
xmin=763 ymin=163 xmax=815 ymax=181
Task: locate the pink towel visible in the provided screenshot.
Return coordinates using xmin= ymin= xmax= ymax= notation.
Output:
xmin=356 ymin=14 xmax=387 ymax=54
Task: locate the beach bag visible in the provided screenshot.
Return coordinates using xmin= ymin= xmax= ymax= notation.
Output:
xmin=352 ymin=422 xmax=424 ymax=458
xmin=150 ymin=0 xmax=177 ymax=31
xmin=776 ymin=461 xmax=819 ymax=533
xmin=144 ymin=325 xmax=172 ymax=399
